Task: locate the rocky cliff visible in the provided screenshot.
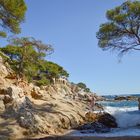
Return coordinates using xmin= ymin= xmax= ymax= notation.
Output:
xmin=0 ymin=56 xmax=116 ymax=139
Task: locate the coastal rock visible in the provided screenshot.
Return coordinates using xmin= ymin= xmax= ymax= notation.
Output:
xmin=85 ymin=112 xmax=117 ymax=128
xmin=0 ymin=56 xmax=107 ymax=138
xmin=127 ymin=96 xmax=137 ymax=101
xmin=138 ymin=98 xmax=140 ymax=110
xmin=114 ymin=96 xmax=137 ymax=101
xmin=98 ymin=112 xmax=117 ymax=128
xmin=85 ymin=112 xmax=97 ymax=122
xmin=77 ymin=122 xmax=110 ymax=133
xmin=114 ymin=96 xmax=126 ymax=101
xmin=75 ymin=112 xmax=116 ymax=133
xmin=94 ymin=103 xmax=104 ymax=111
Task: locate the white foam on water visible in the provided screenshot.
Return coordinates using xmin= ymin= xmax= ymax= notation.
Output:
xmin=69 ymin=106 xmax=140 ymax=137
xmin=104 ymin=106 xmax=140 ymax=128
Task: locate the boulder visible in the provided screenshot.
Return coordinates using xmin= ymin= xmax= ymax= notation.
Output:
xmin=75 ymin=111 xmax=117 ymax=134
xmin=85 ymin=112 xmax=117 ymax=128
xmin=76 ymin=121 xmax=110 ymax=133
xmin=98 ymin=112 xmax=117 ymax=128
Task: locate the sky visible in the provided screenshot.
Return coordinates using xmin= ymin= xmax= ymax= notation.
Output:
xmin=11 ymin=0 xmax=140 ymax=95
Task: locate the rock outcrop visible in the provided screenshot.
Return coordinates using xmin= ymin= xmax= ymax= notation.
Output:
xmin=138 ymin=98 xmax=140 ymax=110
xmin=75 ymin=112 xmax=117 ymax=134
xmin=114 ymin=96 xmax=138 ymax=101
xmin=0 ymin=55 xmax=116 ymax=139
xmin=76 ymin=122 xmax=111 ymax=133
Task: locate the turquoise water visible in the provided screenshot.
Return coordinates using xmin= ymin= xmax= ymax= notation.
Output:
xmin=100 ymin=94 xmax=140 ymax=108
xmin=100 ymin=100 xmax=138 ymax=107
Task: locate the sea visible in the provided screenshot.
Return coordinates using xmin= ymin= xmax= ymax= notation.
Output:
xmin=69 ymin=94 xmax=140 ymax=137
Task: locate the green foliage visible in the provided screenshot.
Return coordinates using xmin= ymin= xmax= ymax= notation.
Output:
xmin=97 ymin=1 xmax=140 ymax=56
xmin=77 ymin=82 xmax=91 ymax=92
xmin=0 ymin=0 xmax=27 ymax=37
xmin=36 ymin=60 xmax=69 ymax=85
xmin=0 ymin=37 xmax=69 ymax=86
xmin=43 ymin=61 xmax=69 ymax=79
xmin=77 ymin=82 xmax=87 ymax=89
xmin=0 ymin=1 xmax=69 ymax=87
xmin=0 ymin=44 xmax=39 ymax=77
xmin=84 ymin=88 xmax=90 ymax=92
xmin=35 ymin=76 xmax=50 ymax=87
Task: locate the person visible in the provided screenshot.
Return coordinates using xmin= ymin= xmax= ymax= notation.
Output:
xmin=138 ymin=98 xmax=140 ymax=110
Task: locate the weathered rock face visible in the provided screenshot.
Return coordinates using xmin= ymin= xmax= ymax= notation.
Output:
xmin=0 ymin=55 xmax=116 ymax=139
xmin=3 ymin=86 xmax=25 ymax=105
xmin=31 ymin=87 xmax=43 ymax=99
xmin=0 ymin=79 xmax=88 ymax=137
xmin=0 ymin=56 xmax=14 ymax=79
xmin=0 ymin=56 xmax=9 ymax=78
xmin=0 ymin=81 xmax=112 ymax=138
xmin=0 ymin=100 xmax=5 ymax=112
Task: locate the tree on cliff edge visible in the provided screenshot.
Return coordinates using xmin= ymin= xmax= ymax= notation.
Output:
xmin=1 ymin=37 xmax=53 ymax=78
xmin=97 ymin=1 xmax=140 ymax=56
xmin=0 ymin=0 xmax=27 ymax=37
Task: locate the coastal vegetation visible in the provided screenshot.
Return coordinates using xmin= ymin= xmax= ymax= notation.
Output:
xmin=0 ymin=37 xmax=69 ymax=86
xmin=0 ymin=0 xmax=26 ymax=37
xmin=77 ymin=82 xmax=91 ymax=92
xmin=97 ymin=1 xmax=140 ymax=56
xmin=0 ymin=0 xmax=69 ymax=86
xmin=0 ymin=0 xmax=139 ymax=139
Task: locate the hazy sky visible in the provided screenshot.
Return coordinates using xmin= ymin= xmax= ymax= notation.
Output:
xmin=17 ymin=0 xmax=140 ymax=95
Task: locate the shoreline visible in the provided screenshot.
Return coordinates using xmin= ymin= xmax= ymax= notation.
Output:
xmin=30 ymin=136 xmax=140 ymax=140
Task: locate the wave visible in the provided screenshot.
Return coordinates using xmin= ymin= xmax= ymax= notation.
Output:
xmin=70 ymin=106 xmax=140 ymax=136
xmin=104 ymin=106 xmax=140 ymax=128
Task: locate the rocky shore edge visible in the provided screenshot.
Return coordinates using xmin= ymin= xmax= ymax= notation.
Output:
xmin=29 ymin=136 xmax=140 ymax=140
